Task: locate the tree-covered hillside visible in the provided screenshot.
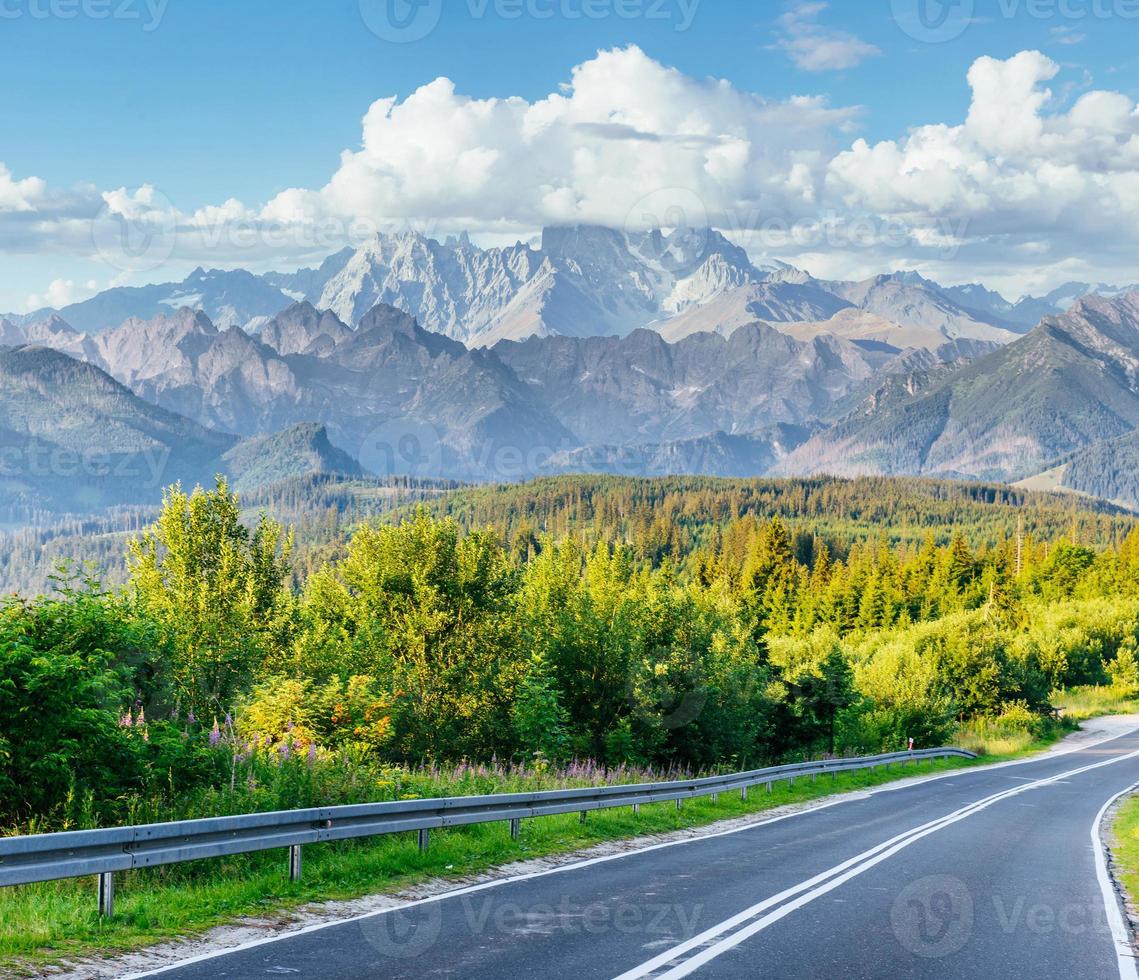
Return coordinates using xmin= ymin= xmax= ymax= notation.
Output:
xmin=3 ymin=474 xmax=1139 ymax=831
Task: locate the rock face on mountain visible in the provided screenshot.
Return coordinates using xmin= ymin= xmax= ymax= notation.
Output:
xmin=258 ymin=301 xmax=353 ymax=357
xmin=774 ymin=291 xmax=1139 ymax=482
xmin=493 ymin=323 xmax=877 ymax=447
xmin=89 ymin=308 xmax=302 ymax=437
xmin=826 ymin=274 xmax=1019 ymax=346
xmin=42 ymin=267 xmax=298 ymax=333
xmin=653 ymin=281 xmax=851 ymax=342
xmin=308 ymin=225 xmax=785 ymax=347
xmin=11 ymin=226 xmax=1111 ymax=356
xmin=0 ymin=345 xmax=235 ymax=512
xmin=81 ymin=304 xmax=573 ymax=481
xmin=0 ymin=314 xmax=99 ymax=361
xmin=52 ymin=299 xmax=883 ymax=482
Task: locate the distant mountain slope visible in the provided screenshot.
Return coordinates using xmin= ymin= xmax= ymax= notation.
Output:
xmin=222 ymin=423 xmax=363 ymax=492
xmin=0 ymin=345 xmax=235 ymax=511
xmin=1015 ymin=428 xmax=1139 ymax=511
xmin=826 ymin=274 xmax=1020 ymax=346
xmin=774 ymin=291 xmax=1139 ymax=482
xmin=653 ymin=281 xmax=851 ymax=342
xmin=78 ymin=303 xmax=573 ymax=481
xmin=12 ymin=227 xmax=1111 ymax=353
xmin=494 ymin=323 xmax=876 ymax=447
xmin=48 ymin=268 xmax=296 ymax=333
xmin=538 ymin=426 xmax=814 ymax=479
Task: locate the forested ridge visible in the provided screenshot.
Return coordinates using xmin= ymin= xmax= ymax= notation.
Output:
xmin=2 ymin=473 xmax=1131 ymax=595
xmin=2 ymin=473 xmax=1138 ymax=832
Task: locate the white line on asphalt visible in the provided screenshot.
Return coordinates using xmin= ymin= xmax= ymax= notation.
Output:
xmin=122 ymin=726 xmax=1139 ymax=980
xmin=1092 ymin=780 xmax=1139 ymax=980
xmin=614 ymin=749 xmax=1139 ymax=980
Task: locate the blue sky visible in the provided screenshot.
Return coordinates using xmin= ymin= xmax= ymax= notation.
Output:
xmin=3 ymin=0 xmax=1139 ymax=310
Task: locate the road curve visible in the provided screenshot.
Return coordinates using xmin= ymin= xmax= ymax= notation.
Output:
xmin=128 ymin=725 xmax=1139 ymax=980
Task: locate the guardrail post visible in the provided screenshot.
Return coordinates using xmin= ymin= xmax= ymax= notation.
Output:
xmin=510 ymin=819 xmax=521 ymax=841
xmin=676 ymin=798 xmax=682 ymax=811
xmin=741 ymin=786 xmax=748 ymax=802
xmin=97 ymin=872 xmax=114 ymax=919
xmin=288 ymin=845 xmax=302 ymax=883
xmin=711 ymin=793 xmax=718 ymax=804
xmin=418 ymin=829 xmax=430 ymax=853
xmin=766 ymin=781 xmax=772 ymax=794
xmin=633 ymin=803 xmax=640 ymax=815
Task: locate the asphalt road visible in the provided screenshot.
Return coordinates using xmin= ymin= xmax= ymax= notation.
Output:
xmin=132 ymin=727 xmax=1139 ymax=980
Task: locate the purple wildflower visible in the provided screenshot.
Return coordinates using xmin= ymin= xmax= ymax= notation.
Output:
xmin=307 ymin=744 xmax=318 ymax=765
xmin=187 ymin=711 xmax=196 ymax=726
xmin=209 ymin=720 xmax=221 ymax=748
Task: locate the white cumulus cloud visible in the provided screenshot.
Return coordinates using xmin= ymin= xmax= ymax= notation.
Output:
xmin=0 ymin=163 xmax=47 ymax=213
xmin=5 ymin=47 xmax=1139 ymax=300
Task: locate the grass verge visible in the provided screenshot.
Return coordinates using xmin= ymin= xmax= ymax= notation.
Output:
xmin=1054 ymin=685 xmax=1139 ymax=723
xmin=1111 ymin=793 xmax=1139 ymax=931
xmin=3 ymin=756 xmax=974 ymax=974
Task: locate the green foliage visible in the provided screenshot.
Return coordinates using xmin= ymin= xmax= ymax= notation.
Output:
xmin=512 ymin=654 xmax=570 ymax=761
xmin=127 ymin=477 xmax=293 ymax=713
xmin=4 ymin=474 xmax=1139 ymax=830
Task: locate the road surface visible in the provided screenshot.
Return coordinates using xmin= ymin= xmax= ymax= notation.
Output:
xmin=129 ymin=724 xmax=1139 ymax=979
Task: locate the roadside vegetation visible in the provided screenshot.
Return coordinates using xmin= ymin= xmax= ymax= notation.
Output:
xmin=1111 ymin=793 xmax=1139 ymax=942
xmin=4 ymin=474 xmax=1139 ymax=968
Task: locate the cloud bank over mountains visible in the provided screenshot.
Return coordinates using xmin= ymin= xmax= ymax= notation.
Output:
xmin=3 ymin=44 xmax=1139 ymax=307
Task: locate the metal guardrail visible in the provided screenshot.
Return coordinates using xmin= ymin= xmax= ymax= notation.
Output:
xmin=0 ymin=746 xmax=975 ymax=917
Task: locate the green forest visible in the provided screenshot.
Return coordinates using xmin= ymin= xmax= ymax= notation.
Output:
xmin=3 ymin=474 xmax=1139 ymax=832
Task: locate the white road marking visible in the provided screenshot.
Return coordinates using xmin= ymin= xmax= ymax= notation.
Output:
xmin=614 ymin=749 xmax=1139 ymax=980
xmin=122 ymin=726 xmax=1139 ymax=980
xmin=1092 ymin=781 xmax=1139 ymax=980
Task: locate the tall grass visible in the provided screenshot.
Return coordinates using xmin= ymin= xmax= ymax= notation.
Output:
xmin=0 ymin=757 xmax=971 ymax=973
xmin=1053 ymin=684 xmax=1139 ymax=722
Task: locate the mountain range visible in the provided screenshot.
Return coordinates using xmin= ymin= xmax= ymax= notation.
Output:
xmin=7 ymin=226 xmax=1130 ymax=350
xmin=773 ymin=292 xmax=1139 ymax=488
xmin=4 ymin=226 xmax=1139 ymax=513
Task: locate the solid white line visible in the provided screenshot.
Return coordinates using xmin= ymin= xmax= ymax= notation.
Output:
xmin=123 ymin=725 xmax=1139 ymax=980
xmin=1092 ymin=781 xmax=1139 ymax=980
xmin=615 ymin=748 xmax=1139 ymax=980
